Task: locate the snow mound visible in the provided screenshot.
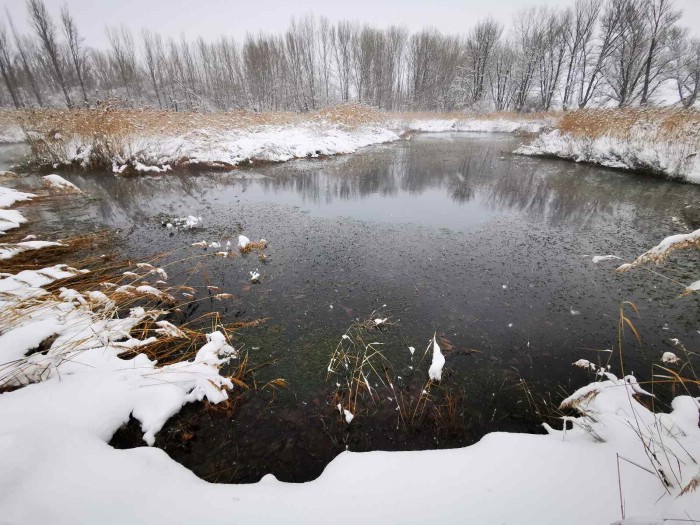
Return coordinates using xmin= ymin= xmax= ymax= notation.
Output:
xmin=0 ymin=186 xmax=35 ymax=208
xmin=42 ymin=174 xmax=83 ymax=193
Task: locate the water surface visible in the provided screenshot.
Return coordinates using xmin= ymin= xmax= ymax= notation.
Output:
xmin=12 ymin=133 xmax=700 ymax=482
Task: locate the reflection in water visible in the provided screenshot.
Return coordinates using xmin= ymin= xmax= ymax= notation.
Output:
xmin=63 ymin=133 xmax=699 ymax=234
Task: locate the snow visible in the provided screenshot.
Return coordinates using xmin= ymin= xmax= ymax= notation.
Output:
xmin=343 ymin=409 xmax=354 ymax=424
xmin=0 ymin=185 xmax=34 ymax=236
xmin=176 ymin=215 xmax=202 ymax=229
xmin=592 ymin=254 xmax=621 ymax=263
xmin=42 ymin=174 xmax=83 ymax=193
xmin=618 ymin=228 xmax=700 ymax=270
xmin=428 ymin=334 xmax=445 ymax=382
xmin=155 ymin=320 xmax=186 ymax=338
xmin=250 ymin=269 xmax=260 ymax=282
xmin=662 ymin=352 xmax=680 ymax=364
xmin=517 ymin=130 xmax=700 ymax=183
xmin=398 ymin=117 xmax=549 ymax=134
xmin=685 ymin=280 xmax=700 ymax=294
xmin=2 ymin=362 xmax=699 ymax=524
xmin=46 ymin=117 xmax=550 ymax=174
xmin=0 ymin=240 xmax=62 ymax=260
xmin=0 ymin=186 xmax=35 ymax=208
xmin=573 ymin=358 xmax=596 ymax=370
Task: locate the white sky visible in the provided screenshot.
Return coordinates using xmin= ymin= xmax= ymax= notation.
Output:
xmin=4 ymin=0 xmax=700 ymax=47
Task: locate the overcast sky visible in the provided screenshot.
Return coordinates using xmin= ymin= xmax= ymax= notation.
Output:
xmin=5 ymin=0 xmax=700 ymax=47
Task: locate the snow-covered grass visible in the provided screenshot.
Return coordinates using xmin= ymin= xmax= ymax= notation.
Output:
xmin=42 ymin=174 xmax=84 ymax=193
xmin=517 ymin=108 xmax=700 ymax=183
xmin=617 ymin=228 xmax=700 ymax=297
xmin=0 ymin=185 xmax=34 ymax=235
xmin=12 ymin=104 xmax=552 ymax=174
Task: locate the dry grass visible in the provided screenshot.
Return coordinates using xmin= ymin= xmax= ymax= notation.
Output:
xmin=8 ymin=102 xmax=385 ymax=141
xmin=558 ymin=108 xmax=700 ymax=144
xmin=326 ymin=312 xmax=464 ymax=433
xmin=3 ymin=104 xmax=550 ymax=142
xmin=394 ymin=109 xmax=557 ymax=123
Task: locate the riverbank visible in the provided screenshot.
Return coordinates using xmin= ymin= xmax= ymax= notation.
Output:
xmin=3 ymin=105 xmax=550 ymax=174
xmin=4 ymin=105 xmax=700 ymax=183
xmin=516 ymin=108 xmax=700 ymax=184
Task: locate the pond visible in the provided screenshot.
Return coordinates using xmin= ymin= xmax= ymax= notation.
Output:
xmin=8 ymin=132 xmax=700 ymax=483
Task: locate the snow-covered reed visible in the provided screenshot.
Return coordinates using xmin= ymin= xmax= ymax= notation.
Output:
xmin=14 ymin=104 xmax=551 ymax=174
xmin=517 ymin=108 xmax=700 ymax=183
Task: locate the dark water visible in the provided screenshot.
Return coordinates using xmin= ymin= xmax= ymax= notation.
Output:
xmin=9 ymin=133 xmax=700 ymax=483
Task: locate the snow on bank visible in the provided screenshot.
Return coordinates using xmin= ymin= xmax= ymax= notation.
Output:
xmin=62 ymin=124 xmax=401 ymax=173
xmin=1 ymin=357 xmax=699 ymax=524
xmin=48 ymin=117 xmax=550 ymax=174
xmin=0 ymin=186 xmax=34 ymax=234
xmin=42 ymin=174 xmax=83 ymax=193
xmin=0 ymin=240 xmax=62 ymax=260
xmin=397 ymin=117 xmax=549 ymax=134
xmin=516 ymin=129 xmax=700 ymax=183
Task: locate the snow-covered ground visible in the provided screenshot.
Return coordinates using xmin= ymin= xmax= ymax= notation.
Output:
xmin=1 ymin=179 xmax=699 ymax=524
xmin=396 ymin=116 xmax=550 ymax=134
xmin=33 ymin=117 xmax=549 ymax=174
xmin=516 ymin=129 xmax=700 ymax=184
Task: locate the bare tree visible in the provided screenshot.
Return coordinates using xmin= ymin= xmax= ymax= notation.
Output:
xmin=61 ymin=5 xmax=88 ymax=106
xmin=6 ymin=10 xmax=43 ymax=106
xmin=107 ymin=25 xmax=140 ymax=101
xmin=606 ymin=0 xmax=648 ymax=107
xmin=538 ymin=9 xmax=569 ymax=110
xmin=465 ymin=19 xmax=503 ymax=104
xmin=332 ymin=21 xmax=353 ymax=102
xmin=669 ymin=31 xmax=700 ymax=107
xmin=578 ymin=0 xmax=627 ymax=107
xmin=639 ymin=0 xmax=681 ymax=105
xmin=561 ymin=0 xmax=601 ymax=109
xmin=26 ymin=0 xmax=72 ymax=108
xmin=0 ymin=22 xmax=22 ymax=108
xmin=489 ymin=41 xmax=517 ymax=110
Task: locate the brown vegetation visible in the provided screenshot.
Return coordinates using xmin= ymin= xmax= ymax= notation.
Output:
xmin=558 ymin=107 xmax=700 ymax=143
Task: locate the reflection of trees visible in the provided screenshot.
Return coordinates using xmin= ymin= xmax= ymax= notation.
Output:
xmin=68 ymin=136 xmax=700 ymax=231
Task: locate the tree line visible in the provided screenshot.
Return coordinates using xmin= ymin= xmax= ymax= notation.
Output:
xmin=0 ymin=0 xmax=698 ymax=112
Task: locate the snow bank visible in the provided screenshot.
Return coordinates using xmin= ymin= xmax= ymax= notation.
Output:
xmin=0 ymin=186 xmax=34 ymax=235
xmin=42 ymin=174 xmax=83 ymax=193
xmin=516 ymin=130 xmax=700 ymax=183
xmin=54 ymin=124 xmax=400 ymax=173
xmin=43 ymin=117 xmax=552 ymax=174
xmin=1 ymin=361 xmax=698 ymax=524
xmin=0 ymin=186 xmax=34 ymax=208
xmin=398 ymin=117 xmax=548 ymax=134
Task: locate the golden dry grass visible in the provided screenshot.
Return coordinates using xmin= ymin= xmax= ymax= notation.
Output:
xmin=3 ymin=104 xmax=553 ymax=142
xmin=558 ymin=108 xmax=700 ymax=144
xmin=394 ymin=109 xmax=558 ymax=122
xmin=7 ymin=102 xmax=386 ymax=141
